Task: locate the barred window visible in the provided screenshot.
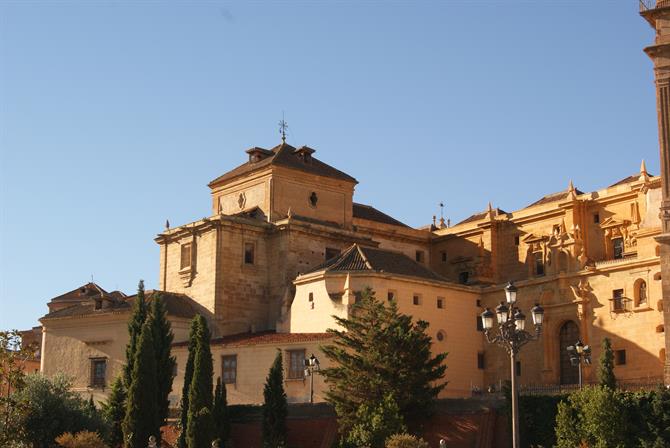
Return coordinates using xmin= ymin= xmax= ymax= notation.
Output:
xmin=222 ymin=355 xmax=237 ymax=384
xmin=180 ymin=244 xmax=192 ymax=270
xmin=287 ymin=349 xmax=305 ymax=379
xmin=90 ymin=358 xmax=106 ymax=388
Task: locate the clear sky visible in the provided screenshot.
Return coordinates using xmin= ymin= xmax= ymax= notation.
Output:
xmin=0 ymin=1 xmax=661 ymax=330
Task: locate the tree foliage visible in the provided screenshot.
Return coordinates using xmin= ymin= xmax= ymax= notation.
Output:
xmin=122 ymin=320 xmax=159 ymax=448
xmin=186 ymin=315 xmax=214 ymax=448
xmin=55 ymin=431 xmax=108 ymax=448
xmin=102 ymin=375 xmax=126 ymax=448
xmin=597 ymin=337 xmax=616 ymax=390
xmin=321 ymin=288 xmax=447 ymax=441
xmin=345 ymin=393 xmax=406 ymax=448
xmin=262 ymin=350 xmax=288 ymax=448
xmin=177 ymin=318 xmax=199 ymax=448
xmin=7 ymin=373 xmax=107 ymax=448
xmin=384 ymin=433 xmax=429 ymax=448
xmin=148 ymin=294 xmax=176 ymax=433
xmin=212 ymin=377 xmax=230 ymax=447
xmin=124 ymin=281 xmax=147 ymax=388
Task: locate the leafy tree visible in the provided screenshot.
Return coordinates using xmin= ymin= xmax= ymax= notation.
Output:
xmin=262 ymin=350 xmax=288 ymax=448
xmin=212 ymin=377 xmax=230 ymax=447
xmin=345 ymin=393 xmax=406 ymax=448
xmin=124 ymin=281 xmax=147 ymax=388
xmin=554 ymin=386 xmax=628 ymax=448
xmin=385 ymin=433 xmax=429 ymax=448
xmin=186 ymin=315 xmax=214 ymax=448
xmin=177 ymin=318 xmax=199 ymax=448
xmin=598 ymin=337 xmax=616 ymax=390
xmin=148 ymin=294 xmax=176 ymax=437
xmin=102 ymin=375 xmax=126 ymax=448
xmin=639 ymin=388 xmax=670 ymax=447
xmin=9 ymin=373 xmax=107 ymax=448
xmin=321 ymin=288 xmax=447 ymax=439
xmin=0 ymin=329 xmax=37 ymax=447
xmin=55 ymin=431 xmax=108 ymax=448
xmin=122 ymin=320 xmax=159 ymax=448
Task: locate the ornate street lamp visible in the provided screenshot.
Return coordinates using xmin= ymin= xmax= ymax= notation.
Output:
xmin=567 ymin=339 xmax=592 ymax=389
xmin=480 ymin=281 xmax=544 ymax=448
xmin=303 ymin=353 xmax=320 ymax=404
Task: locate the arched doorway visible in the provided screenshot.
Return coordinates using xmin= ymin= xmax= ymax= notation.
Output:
xmin=559 ymin=321 xmax=580 ymax=385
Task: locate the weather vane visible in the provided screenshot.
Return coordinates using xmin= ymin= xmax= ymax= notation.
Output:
xmin=439 ymin=202 xmax=445 ymax=220
xmin=278 ymin=112 xmax=288 ymax=143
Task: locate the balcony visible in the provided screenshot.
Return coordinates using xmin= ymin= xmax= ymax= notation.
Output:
xmin=594 ymin=254 xmax=638 ymax=269
xmin=640 ymin=0 xmax=670 ymax=11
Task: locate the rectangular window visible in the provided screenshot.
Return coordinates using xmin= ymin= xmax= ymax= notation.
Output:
xmin=90 ymin=358 xmax=106 ymax=388
xmin=477 ymin=352 xmax=485 ymax=370
xmin=437 ymin=297 xmax=444 ymax=309
xmin=476 ymin=316 xmax=484 ymax=332
xmin=180 ymin=244 xmax=192 ymax=270
xmin=615 ymin=349 xmax=627 ymax=365
xmin=325 ymin=247 xmax=340 ymax=261
xmin=413 ymin=294 xmax=421 ymax=306
xmin=514 ymin=236 xmax=520 ymax=246
xmin=415 ymin=250 xmax=425 ymax=263
xmin=222 ymin=355 xmax=237 ymax=384
xmin=387 ymin=290 xmax=396 ymax=302
xmin=613 ymin=238 xmax=624 ymax=260
xmin=441 ymin=251 xmax=447 ymax=263
xmin=459 ymin=272 xmax=469 ymax=284
xmin=612 ymin=289 xmax=624 ymax=311
xmin=535 ymin=253 xmax=545 ymax=276
xmin=287 ymin=349 xmax=306 ymax=379
xmin=594 ymin=213 xmax=600 ymax=224
xmin=244 ymin=242 xmax=255 ymax=265
xmin=476 ymin=299 xmax=481 ymax=307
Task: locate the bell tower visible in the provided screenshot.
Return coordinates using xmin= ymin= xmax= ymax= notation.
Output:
xmin=641 ymin=0 xmax=670 ymax=385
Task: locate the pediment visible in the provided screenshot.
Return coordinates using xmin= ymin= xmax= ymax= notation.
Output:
xmin=600 ymin=217 xmax=631 ymax=229
xmin=522 ymin=233 xmax=548 ymax=244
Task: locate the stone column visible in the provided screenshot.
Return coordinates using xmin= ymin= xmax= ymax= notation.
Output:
xmin=642 ymin=3 xmax=670 ymax=385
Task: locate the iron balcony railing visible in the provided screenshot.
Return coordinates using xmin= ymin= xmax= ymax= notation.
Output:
xmin=641 ymin=0 xmax=670 ymax=11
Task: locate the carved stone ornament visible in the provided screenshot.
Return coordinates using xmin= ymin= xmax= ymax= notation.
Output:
xmin=238 ymin=192 xmax=246 ymax=209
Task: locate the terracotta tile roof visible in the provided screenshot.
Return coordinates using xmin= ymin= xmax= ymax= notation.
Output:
xmin=172 ymin=330 xmax=333 ymax=348
xmin=306 ymin=244 xmax=446 ymax=282
xmin=41 ymin=290 xmax=199 ymax=321
xmin=455 ymin=208 xmax=507 ymax=226
xmin=353 ymin=203 xmax=409 ymax=227
xmin=526 ymin=188 xmax=584 ymax=208
xmin=609 ymin=173 xmax=654 ymax=187
xmin=208 ymin=142 xmax=358 ymax=187
xmin=48 ymin=282 xmax=108 ymax=305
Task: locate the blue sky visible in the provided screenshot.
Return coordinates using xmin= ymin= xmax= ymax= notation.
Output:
xmin=0 ymin=1 xmax=660 ymax=330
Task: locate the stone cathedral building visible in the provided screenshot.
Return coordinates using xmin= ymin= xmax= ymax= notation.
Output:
xmin=34 ymin=4 xmax=670 ymax=406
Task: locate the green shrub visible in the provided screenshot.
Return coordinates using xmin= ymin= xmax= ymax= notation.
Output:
xmin=385 ymin=433 xmax=429 ymax=448
xmin=56 ymin=431 xmax=108 ymax=448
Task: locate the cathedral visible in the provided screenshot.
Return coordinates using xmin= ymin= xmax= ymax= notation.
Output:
xmin=37 ymin=137 xmax=666 ymax=405
xmin=31 ymin=2 xmax=670 ymax=408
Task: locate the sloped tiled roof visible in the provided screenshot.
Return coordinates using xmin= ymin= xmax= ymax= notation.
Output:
xmin=526 ymin=188 xmax=585 ymax=208
xmin=48 ymin=282 xmax=108 ymax=305
xmin=208 ymin=142 xmax=358 ymax=187
xmin=609 ymin=173 xmax=654 ymax=188
xmin=173 ymin=330 xmax=333 ymax=348
xmin=353 ymin=203 xmax=409 ymax=227
xmin=306 ymin=244 xmax=446 ymax=282
xmin=41 ymin=290 xmax=199 ymax=320
xmin=455 ymin=208 xmax=507 ymax=226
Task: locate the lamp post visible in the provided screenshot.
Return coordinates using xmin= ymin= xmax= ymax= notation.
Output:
xmin=303 ymin=353 xmax=320 ymax=404
xmin=567 ymin=339 xmax=592 ymax=390
xmin=480 ymin=281 xmax=545 ymax=448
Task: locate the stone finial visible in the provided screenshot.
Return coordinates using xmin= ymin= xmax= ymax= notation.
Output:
xmin=165 ymin=220 xmax=170 ymax=230
xmin=486 ymin=202 xmax=495 ymax=220
xmin=639 ymin=159 xmax=650 ymax=182
xmin=567 ymin=180 xmax=577 ymax=200
xmin=287 ymin=207 xmax=293 ymax=219
xmin=439 ymin=216 xmax=446 ymax=228
xmin=432 ymin=215 xmax=437 ymax=226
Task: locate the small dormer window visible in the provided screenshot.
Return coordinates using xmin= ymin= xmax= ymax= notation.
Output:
xmin=309 ymin=192 xmax=318 ymax=207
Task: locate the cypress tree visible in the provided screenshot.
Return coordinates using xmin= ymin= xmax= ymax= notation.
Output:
xmin=186 ymin=315 xmax=214 ymax=448
xmin=149 ymin=293 xmax=176 ymax=434
xmin=123 ymin=320 xmax=159 ymax=448
xmin=177 ymin=317 xmax=199 ymax=448
xmin=102 ymin=375 xmax=126 ymax=448
xmin=262 ymin=350 xmax=288 ymax=448
xmin=124 ymin=280 xmax=148 ymax=387
xmin=212 ymin=377 xmax=230 ymax=447
xmin=598 ymin=337 xmax=616 ymax=390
